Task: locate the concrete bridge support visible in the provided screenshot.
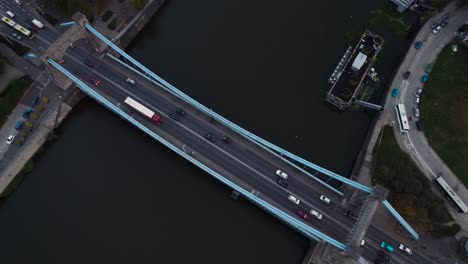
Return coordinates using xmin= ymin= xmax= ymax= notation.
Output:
xmin=39 ymin=12 xmax=107 ymax=90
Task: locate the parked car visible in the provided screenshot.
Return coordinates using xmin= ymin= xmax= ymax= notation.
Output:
xmin=288 ymin=195 xmax=300 ymax=205
xmin=403 ymin=71 xmax=411 ymax=79
xmin=413 ymin=106 xmax=420 ymax=118
xmin=310 ymin=209 xmax=323 ymax=220
xmin=425 ymin=64 xmax=433 ymax=74
xmin=22 ymin=107 xmax=33 ymax=119
xmin=276 ymin=169 xmax=288 ymax=179
xmin=319 ymin=195 xmax=331 ymax=204
xmin=15 ymin=120 xmax=24 ymax=130
xmin=6 ymin=135 xmax=15 ymax=144
xmin=416 ymin=121 xmax=424 ymax=131
xmin=432 ymin=25 xmax=442 ymax=34
xmin=421 ymin=75 xmax=428 ymax=83
xmin=391 ymin=88 xmax=399 ymax=98
xmin=415 ymin=95 xmax=420 ymax=104
xmin=414 ymin=41 xmax=423 ymax=49
xmin=399 ymin=244 xmax=412 ymax=255
xmin=32 ymin=96 xmax=40 ymax=107
xmin=416 ymin=87 xmax=423 ymax=95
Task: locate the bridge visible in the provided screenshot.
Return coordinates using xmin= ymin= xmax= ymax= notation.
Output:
xmin=0 ymin=5 xmax=433 ymax=264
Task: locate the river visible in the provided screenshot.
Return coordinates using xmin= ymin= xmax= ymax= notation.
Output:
xmin=0 ymin=0 xmax=410 ymax=263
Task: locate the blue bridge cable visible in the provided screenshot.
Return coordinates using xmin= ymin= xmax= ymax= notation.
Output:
xmin=47 ymin=58 xmax=347 ymax=251
xmin=382 ymin=200 xmax=419 ymax=240
xmin=84 ymin=23 xmax=420 ymax=241
xmin=83 ymin=23 xmax=373 ymax=194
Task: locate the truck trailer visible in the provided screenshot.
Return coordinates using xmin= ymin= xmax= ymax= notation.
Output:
xmin=124 ymin=97 xmax=161 ymax=125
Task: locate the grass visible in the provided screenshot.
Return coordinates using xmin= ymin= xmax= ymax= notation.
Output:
xmin=420 ymin=45 xmax=468 ymax=187
xmin=0 ymin=77 xmax=31 ymax=126
xmin=372 ymin=126 xmax=457 ymax=236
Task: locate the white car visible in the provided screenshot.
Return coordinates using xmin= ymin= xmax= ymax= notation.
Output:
xmin=310 ymin=209 xmax=322 ymax=219
xmin=276 ymin=169 xmax=288 ymax=179
xmin=416 ymin=87 xmax=423 ymax=95
xmin=432 ymin=25 xmax=442 ymax=34
xmin=6 ymin=135 xmax=15 ymax=144
xmin=360 ymin=240 xmax=365 ymax=246
xmin=413 ymin=106 xmax=420 ymax=118
xmin=399 ymin=244 xmax=412 ymax=255
xmin=288 ymin=195 xmax=300 ymax=205
xmin=415 ymin=95 xmax=420 ymax=104
xmin=126 ymin=78 xmax=136 ymax=85
xmin=319 ymin=195 xmax=331 ymax=204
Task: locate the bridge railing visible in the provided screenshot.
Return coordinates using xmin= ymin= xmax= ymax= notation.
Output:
xmin=47 ymin=58 xmax=348 ymax=251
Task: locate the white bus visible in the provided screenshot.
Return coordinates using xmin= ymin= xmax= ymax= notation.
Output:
xmin=395 ymin=104 xmax=410 ymax=132
xmin=1 ymin=16 xmax=34 ymax=39
xmin=434 ymin=176 xmax=468 ymax=213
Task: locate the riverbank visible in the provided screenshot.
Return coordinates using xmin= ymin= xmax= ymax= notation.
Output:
xmin=0 ymin=0 xmax=166 ymax=198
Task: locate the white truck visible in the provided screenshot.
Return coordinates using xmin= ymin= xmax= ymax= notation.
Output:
xmin=32 ymin=19 xmax=44 ymax=29
xmin=124 ymin=97 xmax=161 ymax=125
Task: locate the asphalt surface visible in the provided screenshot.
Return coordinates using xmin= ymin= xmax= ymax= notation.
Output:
xmin=0 ymin=1 xmax=449 ymax=263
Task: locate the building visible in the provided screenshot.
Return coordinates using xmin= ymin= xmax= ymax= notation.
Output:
xmin=391 ymin=0 xmax=416 ymax=12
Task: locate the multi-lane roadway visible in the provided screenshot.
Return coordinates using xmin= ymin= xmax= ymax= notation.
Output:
xmin=0 ymin=1 xmax=444 ymax=263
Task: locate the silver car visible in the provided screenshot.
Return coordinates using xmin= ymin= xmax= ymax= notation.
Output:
xmin=413 ymin=106 xmax=420 ymax=118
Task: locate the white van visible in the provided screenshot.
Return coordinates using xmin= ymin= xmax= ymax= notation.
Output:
xmin=6 ymin=11 xmax=15 ymax=18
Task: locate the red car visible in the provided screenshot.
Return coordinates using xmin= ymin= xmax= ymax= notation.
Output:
xmin=297 ymin=211 xmax=308 ymax=220
xmin=90 ymin=77 xmax=100 ymax=86
xmin=59 ymin=59 xmax=64 ymax=64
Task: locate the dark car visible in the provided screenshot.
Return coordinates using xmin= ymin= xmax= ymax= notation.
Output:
xmin=15 ymin=120 xmax=24 ymax=130
xmin=205 ymin=134 xmax=216 ymax=142
xmin=414 ymin=41 xmax=423 ymax=49
xmin=220 ymin=135 xmax=231 ymax=144
xmin=90 ymin=77 xmax=100 ymax=86
xmin=169 ymin=111 xmax=179 ymax=121
xmin=32 ymin=96 xmax=39 ymax=107
xmin=83 ymin=60 xmax=94 ymax=68
xmin=174 ymin=108 xmax=185 ymax=116
xmin=22 ymin=107 xmax=33 ymax=119
xmin=276 ymin=178 xmax=288 ymax=188
xmin=416 ymin=121 xmax=424 ymax=131
xmin=403 ymin=71 xmax=411 ymax=79
xmin=378 ymin=250 xmax=391 ymax=261
xmin=345 ymin=210 xmax=358 ymax=220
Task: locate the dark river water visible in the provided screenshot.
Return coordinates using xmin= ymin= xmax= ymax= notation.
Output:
xmin=0 ymin=0 xmax=410 ymax=263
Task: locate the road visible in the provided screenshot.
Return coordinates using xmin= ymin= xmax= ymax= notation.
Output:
xmin=385 ymin=2 xmax=468 ymax=230
xmin=0 ymin=1 xmax=446 ymax=263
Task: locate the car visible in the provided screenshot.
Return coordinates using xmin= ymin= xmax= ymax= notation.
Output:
xmin=22 ymin=107 xmax=33 ymax=119
xmin=360 ymin=240 xmax=365 ymax=246
xmin=276 ymin=169 xmax=288 ymax=179
xmin=414 ymin=41 xmax=423 ymax=49
xmin=378 ymin=250 xmax=391 ymax=261
xmin=288 ymin=195 xmax=300 ymax=205
xmin=310 ymin=209 xmax=323 ymax=220
xmin=220 ymin=135 xmax=231 ymax=144
xmin=425 ymin=64 xmax=433 ymax=73
xmin=457 ymin=24 xmax=467 ymax=34
xmin=413 ymin=106 xmax=419 ymax=118
xmin=391 ymin=88 xmax=399 ymax=98
xmin=6 ymin=135 xmax=15 ymax=144
xmin=432 ymin=25 xmax=442 ymax=34
xmin=399 ymin=244 xmax=412 ymax=254
xmin=174 ymin=108 xmax=185 ymax=116
xmin=11 ymin=32 xmax=21 ymax=40
xmin=205 ymin=133 xmax=216 ymax=142
xmin=59 ymin=59 xmax=64 ymax=64
xmin=319 ymin=195 xmax=331 ymax=204
xmin=345 ymin=210 xmax=358 ymax=220
xmin=6 ymin=11 xmax=15 ymax=18
xmin=403 ymin=71 xmax=411 ymax=79
xmin=415 ymin=95 xmax=420 ymax=104
xmin=90 ymin=77 xmax=100 ymax=86
xmin=416 ymin=87 xmax=423 ymax=95
xmin=421 ymin=75 xmax=428 ymax=83
xmin=276 ymin=178 xmax=288 ymax=188
xmin=169 ymin=111 xmax=179 ymax=120
xmin=441 ymin=21 xmax=448 ymax=27
xmin=297 ymin=211 xmax=308 ymax=220
xmin=83 ymin=60 xmax=94 ymax=68
xmin=15 ymin=120 xmax=24 ymax=130
xmin=32 ymin=96 xmax=39 ymax=107
xmin=126 ymin=78 xmax=136 ymax=85
xmin=416 ymin=121 xmax=424 ymax=131
xmin=380 ymin=242 xmax=394 ymax=252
